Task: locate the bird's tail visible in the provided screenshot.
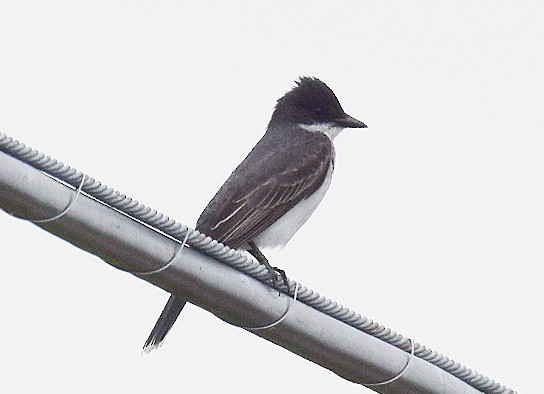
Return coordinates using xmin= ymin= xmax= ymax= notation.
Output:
xmin=143 ymin=295 xmax=187 ymax=353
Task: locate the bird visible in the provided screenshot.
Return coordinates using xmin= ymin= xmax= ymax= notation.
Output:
xmin=143 ymin=77 xmax=366 ymax=352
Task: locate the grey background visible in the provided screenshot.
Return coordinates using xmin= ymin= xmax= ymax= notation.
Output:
xmin=1 ymin=1 xmax=542 ymax=393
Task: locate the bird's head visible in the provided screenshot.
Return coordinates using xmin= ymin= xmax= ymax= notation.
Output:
xmin=269 ymin=77 xmax=366 ymax=138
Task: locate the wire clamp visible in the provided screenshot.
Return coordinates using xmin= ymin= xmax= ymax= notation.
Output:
xmin=13 ymin=173 xmax=87 ymax=223
xmin=238 ymin=281 xmax=299 ymax=331
xmin=131 ymin=229 xmax=191 ymax=276
xmin=364 ymin=338 xmax=414 ymax=387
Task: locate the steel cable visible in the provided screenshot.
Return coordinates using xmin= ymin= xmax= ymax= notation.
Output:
xmin=0 ymin=131 xmax=514 ymax=394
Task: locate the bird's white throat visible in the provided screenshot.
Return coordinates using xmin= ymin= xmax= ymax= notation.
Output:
xmin=299 ymin=123 xmax=344 ymax=140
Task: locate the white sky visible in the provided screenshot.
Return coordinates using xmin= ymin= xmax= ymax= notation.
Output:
xmin=1 ymin=1 xmax=542 ymax=393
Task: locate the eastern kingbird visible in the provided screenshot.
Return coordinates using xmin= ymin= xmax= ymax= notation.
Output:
xmin=143 ymin=77 xmax=366 ymax=352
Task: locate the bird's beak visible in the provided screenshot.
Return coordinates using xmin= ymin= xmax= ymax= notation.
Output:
xmin=335 ymin=114 xmax=367 ymax=129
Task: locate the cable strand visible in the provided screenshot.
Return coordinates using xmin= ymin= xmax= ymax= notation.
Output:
xmin=0 ymin=131 xmax=515 ymax=394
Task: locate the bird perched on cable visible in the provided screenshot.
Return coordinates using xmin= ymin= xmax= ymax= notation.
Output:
xmin=143 ymin=77 xmax=366 ymax=352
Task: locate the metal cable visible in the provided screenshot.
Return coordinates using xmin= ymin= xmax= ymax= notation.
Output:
xmin=364 ymin=338 xmax=414 ymax=387
xmin=240 ymin=282 xmax=300 ymax=331
xmin=0 ymin=131 xmax=515 ymax=394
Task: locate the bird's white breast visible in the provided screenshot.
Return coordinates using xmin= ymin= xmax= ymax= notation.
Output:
xmin=252 ymin=164 xmax=334 ymax=249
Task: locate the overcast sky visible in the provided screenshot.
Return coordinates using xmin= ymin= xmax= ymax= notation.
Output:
xmin=1 ymin=1 xmax=542 ymax=393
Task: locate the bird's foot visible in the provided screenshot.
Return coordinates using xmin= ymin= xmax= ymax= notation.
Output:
xmin=248 ymin=241 xmax=288 ymax=294
xmin=264 ymin=265 xmax=288 ymax=292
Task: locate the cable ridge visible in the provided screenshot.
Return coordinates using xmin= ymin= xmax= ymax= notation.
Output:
xmin=0 ymin=132 xmax=515 ymax=393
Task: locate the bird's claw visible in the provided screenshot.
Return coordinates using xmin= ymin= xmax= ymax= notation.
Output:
xmin=247 ymin=241 xmax=288 ymax=295
xmin=266 ymin=266 xmax=288 ymax=295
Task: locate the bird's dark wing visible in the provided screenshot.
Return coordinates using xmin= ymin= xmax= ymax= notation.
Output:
xmin=144 ymin=129 xmax=332 ymax=352
xmin=196 ymin=129 xmax=333 ymax=249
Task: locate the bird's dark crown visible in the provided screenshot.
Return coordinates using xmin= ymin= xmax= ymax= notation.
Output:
xmin=269 ymin=77 xmax=347 ymax=127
